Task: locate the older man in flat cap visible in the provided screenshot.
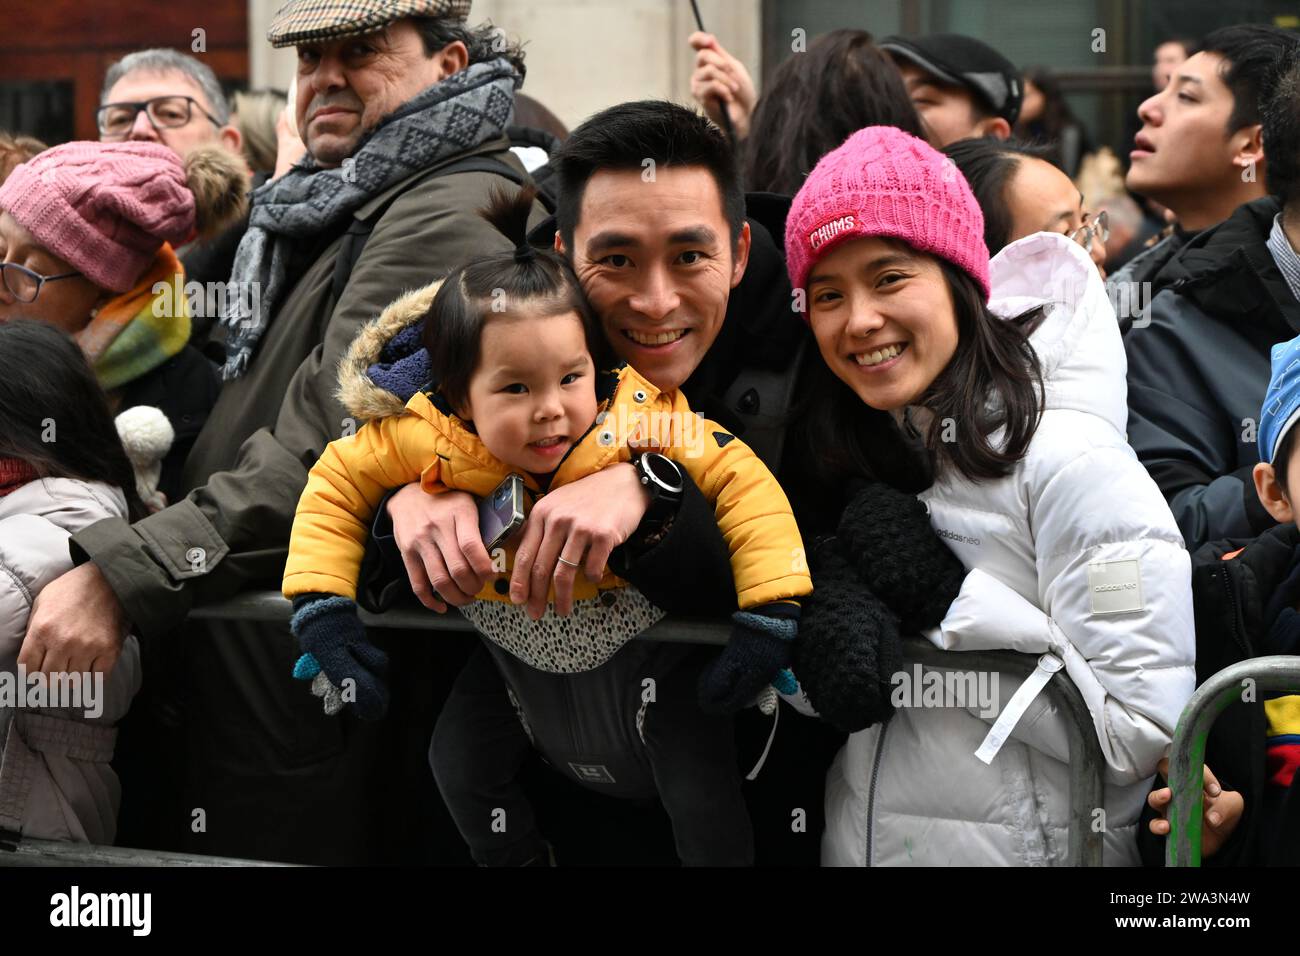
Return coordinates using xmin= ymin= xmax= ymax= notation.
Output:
xmin=25 ymin=0 xmax=543 ymax=864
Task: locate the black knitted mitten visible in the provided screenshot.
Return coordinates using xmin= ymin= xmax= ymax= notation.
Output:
xmin=836 ymin=482 xmax=966 ymax=632
xmin=793 ymin=539 xmax=902 ymax=733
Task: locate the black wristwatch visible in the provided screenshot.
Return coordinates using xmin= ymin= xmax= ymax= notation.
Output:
xmin=634 ymin=452 xmax=684 ymax=535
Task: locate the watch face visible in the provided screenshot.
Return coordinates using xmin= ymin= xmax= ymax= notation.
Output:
xmin=644 ymin=453 xmax=684 ymax=493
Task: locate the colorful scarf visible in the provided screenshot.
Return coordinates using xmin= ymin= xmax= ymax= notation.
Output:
xmin=0 ymin=457 xmax=39 ymax=497
xmin=76 ymin=244 xmax=190 ymax=391
xmin=219 ymin=57 xmax=520 ymax=380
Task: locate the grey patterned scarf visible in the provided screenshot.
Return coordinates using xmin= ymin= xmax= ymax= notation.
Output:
xmin=219 ymin=57 xmax=519 ymax=379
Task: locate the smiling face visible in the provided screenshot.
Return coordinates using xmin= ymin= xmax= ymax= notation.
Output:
xmin=564 ymin=166 xmax=750 ymax=393
xmin=1004 ymin=156 xmax=1106 ymax=276
xmin=1127 ymin=51 xmax=1249 ymax=220
xmin=294 ymin=21 xmax=466 ymax=168
xmin=457 ymin=310 xmax=598 ymax=475
xmin=806 ymin=236 xmax=959 ymax=412
xmin=0 ymin=212 xmax=105 ymax=332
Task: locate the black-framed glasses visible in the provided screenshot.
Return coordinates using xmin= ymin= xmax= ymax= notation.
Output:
xmin=0 ymin=263 xmax=82 ymax=303
xmin=1068 ymin=210 xmax=1110 ymax=249
xmin=96 ymin=95 xmax=221 ymax=140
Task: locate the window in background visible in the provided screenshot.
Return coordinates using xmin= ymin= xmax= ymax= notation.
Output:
xmin=0 ymin=81 xmax=74 ymax=146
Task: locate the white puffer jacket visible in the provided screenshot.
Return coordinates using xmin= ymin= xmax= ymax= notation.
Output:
xmin=0 ymin=478 xmax=141 ymax=843
xmin=822 ymin=233 xmax=1196 ymax=866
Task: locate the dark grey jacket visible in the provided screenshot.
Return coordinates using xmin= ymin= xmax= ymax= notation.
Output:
xmin=1125 ymin=197 xmax=1300 ymax=551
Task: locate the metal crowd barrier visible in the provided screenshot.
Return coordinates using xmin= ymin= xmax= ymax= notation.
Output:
xmin=2 ymin=592 xmax=1107 ymax=867
xmin=0 ymin=834 xmax=289 ymax=867
xmin=1166 ymin=656 xmax=1300 ymax=867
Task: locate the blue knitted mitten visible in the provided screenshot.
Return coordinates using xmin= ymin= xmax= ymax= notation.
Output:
xmin=290 ymin=594 xmax=390 ymax=720
xmin=697 ymin=603 xmax=799 ymax=715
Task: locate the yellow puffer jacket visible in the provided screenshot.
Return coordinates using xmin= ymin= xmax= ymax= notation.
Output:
xmin=283 ymin=281 xmax=811 ymax=610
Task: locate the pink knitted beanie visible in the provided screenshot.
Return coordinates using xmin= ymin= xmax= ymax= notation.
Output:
xmin=0 ymin=141 xmax=196 ymax=293
xmin=785 ymin=126 xmax=990 ymax=306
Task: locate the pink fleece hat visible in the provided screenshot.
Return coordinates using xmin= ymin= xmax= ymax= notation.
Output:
xmin=785 ymin=126 xmax=990 ymax=306
xmin=0 ymin=141 xmax=196 ymax=293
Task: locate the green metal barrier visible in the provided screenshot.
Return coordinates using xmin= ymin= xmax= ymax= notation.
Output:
xmin=1165 ymin=655 xmax=1300 ymax=866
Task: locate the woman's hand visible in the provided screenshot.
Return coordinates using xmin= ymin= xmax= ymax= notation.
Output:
xmin=688 ymin=32 xmax=757 ymax=140
xmin=1147 ymin=757 xmax=1245 ymax=858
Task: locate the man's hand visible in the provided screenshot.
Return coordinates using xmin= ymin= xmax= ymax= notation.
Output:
xmin=22 ymin=562 xmax=127 ymax=676
xmin=1147 ymin=757 xmax=1245 ymax=858
xmin=688 ymin=32 xmax=757 ymax=140
xmin=510 ymin=463 xmax=650 ymax=620
xmin=387 ymin=482 xmax=494 ymax=612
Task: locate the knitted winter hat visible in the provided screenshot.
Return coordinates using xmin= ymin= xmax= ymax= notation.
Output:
xmin=0 ymin=141 xmax=247 ymax=293
xmin=785 ymin=125 xmax=990 ymax=306
xmin=1260 ymin=331 xmax=1300 ymax=465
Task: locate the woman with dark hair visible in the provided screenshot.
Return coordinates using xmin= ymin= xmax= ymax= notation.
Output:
xmin=0 ymin=319 xmax=143 ymax=843
xmin=741 ymin=30 xmax=924 ymax=195
xmin=944 ymin=136 xmax=1109 ymax=276
xmin=1014 ymin=66 xmax=1093 ymax=177
xmin=784 ymin=127 xmax=1195 ymax=865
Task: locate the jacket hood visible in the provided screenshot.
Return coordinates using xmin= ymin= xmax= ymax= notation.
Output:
xmin=337 ymin=280 xmax=442 ymax=420
xmin=988 ymin=231 xmax=1127 ymax=432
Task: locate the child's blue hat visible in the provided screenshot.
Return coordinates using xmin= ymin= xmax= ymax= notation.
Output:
xmin=1260 ymin=333 xmax=1300 ymax=465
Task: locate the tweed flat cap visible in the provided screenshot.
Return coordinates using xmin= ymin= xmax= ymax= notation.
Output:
xmin=268 ymin=0 xmax=471 ymax=48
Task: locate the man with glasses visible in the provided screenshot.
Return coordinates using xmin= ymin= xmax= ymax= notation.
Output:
xmin=99 ymin=49 xmax=243 ymax=158
xmin=98 ymin=49 xmax=252 ymax=334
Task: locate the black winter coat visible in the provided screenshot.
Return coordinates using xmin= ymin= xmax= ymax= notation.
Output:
xmin=115 ymin=344 xmax=222 ymax=506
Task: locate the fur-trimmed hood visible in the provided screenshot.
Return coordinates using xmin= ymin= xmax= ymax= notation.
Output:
xmin=336 ymin=279 xmax=443 ymax=421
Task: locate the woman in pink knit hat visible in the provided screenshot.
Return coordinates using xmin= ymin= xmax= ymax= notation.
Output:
xmin=784 ymin=126 xmax=1196 ymax=866
xmin=0 ymin=140 xmax=247 ymax=507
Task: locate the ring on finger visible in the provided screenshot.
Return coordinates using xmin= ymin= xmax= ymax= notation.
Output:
xmin=556 ymin=556 xmax=581 ymax=570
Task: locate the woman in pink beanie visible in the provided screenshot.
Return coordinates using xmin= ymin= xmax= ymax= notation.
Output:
xmin=0 ymin=140 xmax=247 ymax=506
xmin=785 ymin=126 xmax=1195 ymax=866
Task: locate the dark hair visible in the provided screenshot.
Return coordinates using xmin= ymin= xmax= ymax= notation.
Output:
xmin=410 ymin=16 xmax=526 ymax=80
xmin=422 ymin=184 xmax=606 ymax=413
xmin=0 ymin=320 xmax=147 ymax=521
xmin=744 ymin=30 xmax=924 ymax=195
xmin=803 ymin=250 xmax=1043 ymax=486
xmin=1200 ymin=25 xmax=1300 ymax=135
xmin=943 ymin=137 xmax=1055 ymax=253
xmin=1264 ymin=42 xmax=1300 ymax=210
xmin=552 ymin=100 xmax=745 ymax=254
xmin=1277 ymin=424 xmax=1300 ymax=501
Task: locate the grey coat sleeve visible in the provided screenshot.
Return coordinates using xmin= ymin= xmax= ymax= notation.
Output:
xmin=1124 ymin=290 xmax=1274 ymax=552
